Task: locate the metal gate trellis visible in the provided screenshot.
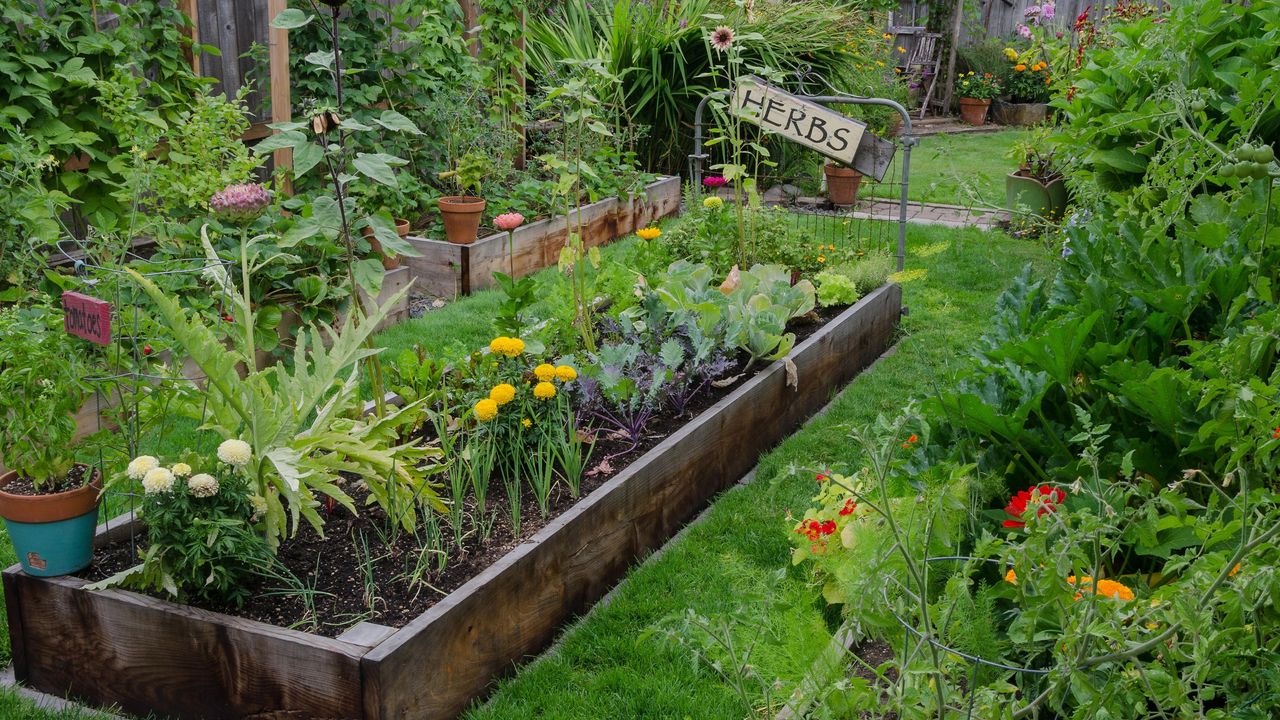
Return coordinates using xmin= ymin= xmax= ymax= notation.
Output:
xmin=688 ymin=74 xmax=917 ymax=276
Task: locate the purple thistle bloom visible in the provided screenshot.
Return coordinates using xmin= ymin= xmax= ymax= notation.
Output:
xmin=210 ymin=183 xmax=271 ymax=223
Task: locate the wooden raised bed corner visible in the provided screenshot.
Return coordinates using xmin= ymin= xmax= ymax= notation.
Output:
xmin=4 ymin=284 xmax=902 ymax=720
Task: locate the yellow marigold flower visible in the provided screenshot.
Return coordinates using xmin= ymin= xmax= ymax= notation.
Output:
xmin=534 ymin=363 xmax=556 ymax=382
xmin=474 ymin=398 xmax=498 ymax=421
xmin=636 ymin=226 xmax=662 ymax=241
xmin=875 ymin=60 xmax=884 ymax=67
xmin=897 ymin=46 xmax=906 ymax=53
xmin=533 ymin=381 xmax=557 ymax=400
xmin=555 ymin=365 xmax=577 ymax=382
xmin=489 ymin=383 xmax=516 ymax=405
xmin=1015 ymin=64 xmax=1027 ymax=72
xmin=702 ymin=196 xmax=724 ymax=210
xmin=488 ymin=336 xmax=524 ymax=357
xmin=521 ymin=418 xmax=532 ymax=428
xmin=1004 ymin=568 xmax=1017 ymax=585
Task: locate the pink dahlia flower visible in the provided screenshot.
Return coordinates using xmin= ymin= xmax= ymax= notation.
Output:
xmin=702 ymin=175 xmax=728 ymax=188
xmin=494 ymin=212 xmax=525 ymax=231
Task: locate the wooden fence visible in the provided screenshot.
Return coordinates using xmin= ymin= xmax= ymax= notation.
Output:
xmin=892 ymin=0 xmax=1128 ymax=43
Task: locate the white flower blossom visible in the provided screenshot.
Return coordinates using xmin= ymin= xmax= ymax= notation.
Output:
xmin=127 ymin=455 xmax=159 ymax=480
xmin=187 ymin=474 xmax=219 ymax=498
xmin=171 ymin=463 xmax=192 ymax=477
xmin=142 ymin=467 xmax=175 ymax=495
xmin=217 ymin=439 xmax=252 ymax=467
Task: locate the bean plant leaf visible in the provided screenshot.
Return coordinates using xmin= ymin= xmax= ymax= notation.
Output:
xmin=373 ymin=109 xmax=423 ymax=135
xmin=271 ymin=8 xmax=312 ymax=29
xmin=353 ymin=152 xmax=406 ymax=187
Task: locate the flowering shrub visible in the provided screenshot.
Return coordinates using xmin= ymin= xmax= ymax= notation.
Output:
xmin=99 ymin=444 xmax=268 ymax=606
xmin=1003 ymin=58 xmax=1052 ymax=103
xmin=953 ymin=71 xmax=1002 ymax=100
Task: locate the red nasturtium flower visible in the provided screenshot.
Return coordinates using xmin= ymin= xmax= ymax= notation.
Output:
xmin=1272 ymin=426 xmax=1280 ymax=440
xmin=838 ymin=498 xmax=857 ymax=516
xmin=795 ymin=519 xmax=838 ymax=540
xmin=816 ymin=472 xmax=828 ymax=482
xmin=901 ymin=433 xmax=918 ymax=449
xmin=1002 ymin=485 xmax=1066 ymax=528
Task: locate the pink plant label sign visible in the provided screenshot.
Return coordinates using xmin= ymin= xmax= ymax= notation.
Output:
xmin=62 ymin=291 xmax=112 ymax=345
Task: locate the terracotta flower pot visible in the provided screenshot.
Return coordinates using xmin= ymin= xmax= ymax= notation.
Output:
xmin=823 ymin=164 xmax=863 ymax=207
xmin=958 ymin=97 xmax=991 ymax=126
xmin=363 ymin=218 xmax=411 ymax=270
xmin=0 ymin=466 xmax=102 ymax=576
xmin=437 ymin=196 xmax=487 ymax=245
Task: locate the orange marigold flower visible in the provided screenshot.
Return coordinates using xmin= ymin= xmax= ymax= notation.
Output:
xmin=1068 ymin=576 xmax=1135 ymax=601
xmin=1015 ymin=64 xmax=1027 ymax=72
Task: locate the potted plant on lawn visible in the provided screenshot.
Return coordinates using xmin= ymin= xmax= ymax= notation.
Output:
xmin=437 ymin=150 xmax=492 ymax=245
xmin=1005 ymin=130 xmax=1068 ymax=221
xmin=0 ymin=298 xmax=101 ymax=576
xmin=994 ymin=50 xmax=1052 ymax=126
xmin=823 ymin=163 xmax=862 ymax=207
xmin=954 ymin=72 xmax=1003 ymax=126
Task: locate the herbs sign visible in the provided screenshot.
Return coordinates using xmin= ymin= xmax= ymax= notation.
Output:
xmin=732 ymin=76 xmax=895 ymax=181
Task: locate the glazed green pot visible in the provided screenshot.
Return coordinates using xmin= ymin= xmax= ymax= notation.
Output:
xmin=1005 ymin=170 xmax=1069 ymax=221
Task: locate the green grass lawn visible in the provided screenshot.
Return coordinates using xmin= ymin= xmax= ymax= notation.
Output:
xmin=868 ymin=129 xmax=1025 ymax=209
xmin=0 ymin=217 xmax=1049 ymax=718
xmin=463 ymin=222 xmax=1053 ymax=719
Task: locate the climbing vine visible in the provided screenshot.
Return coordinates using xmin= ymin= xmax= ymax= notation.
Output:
xmin=478 ymin=0 xmax=527 ymax=125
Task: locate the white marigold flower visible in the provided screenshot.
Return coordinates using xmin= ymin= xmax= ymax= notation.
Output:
xmin=127 ymin=455 xmax=159 ymax=480
xmin=187 ymin=474 xmax=219 ymax=498
xmin=217 ymin=439 xmax=252 ymax=467
xmin=142 ymin=467 xmax=175 ymax=495
xmin=171 ymin=463 xmax=192 ymax=477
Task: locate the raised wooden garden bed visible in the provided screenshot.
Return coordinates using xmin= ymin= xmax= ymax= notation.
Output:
xmin=3 ymin=283 xmax=902 ymax=720
xmin=406 ymin=175 xmax=682 ymax=297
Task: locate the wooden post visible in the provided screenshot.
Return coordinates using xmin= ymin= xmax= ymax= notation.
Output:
xmin=514 ymin=7 xmax=526 ymax=170
xmin=267 ymin=0 xmax=293 ymax=194
xmin=177 ymin=0 xmax=200 ymax=75
xmin=460 ymin=0 xmax=481 ymax=57
xmin=940 ymin=0 xmax=965 ymax=113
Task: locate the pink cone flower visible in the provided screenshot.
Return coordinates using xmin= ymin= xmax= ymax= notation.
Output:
xmin=494 ymin=212 xmax=525 ymax=231
xmin=210 ymin=183 xmax=271 ymax=223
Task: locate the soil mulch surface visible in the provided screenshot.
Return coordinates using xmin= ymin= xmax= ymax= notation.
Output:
xmin=85 ymin=305 xmax=847 ymax=638
xmin=1 ymin=465 xmax=95 ymax=496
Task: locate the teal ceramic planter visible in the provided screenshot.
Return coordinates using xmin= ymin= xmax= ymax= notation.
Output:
xmin=2 ymin=510 xmax=98 ymax=576
xmin=0 ymin=468 xmax=101 ymax=577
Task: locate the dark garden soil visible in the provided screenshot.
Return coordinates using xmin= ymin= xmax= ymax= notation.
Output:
xmin=1 ymin=464 xmax=96 ymax=496
xmin=84 ymin=304 xmax=849 ymax=638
